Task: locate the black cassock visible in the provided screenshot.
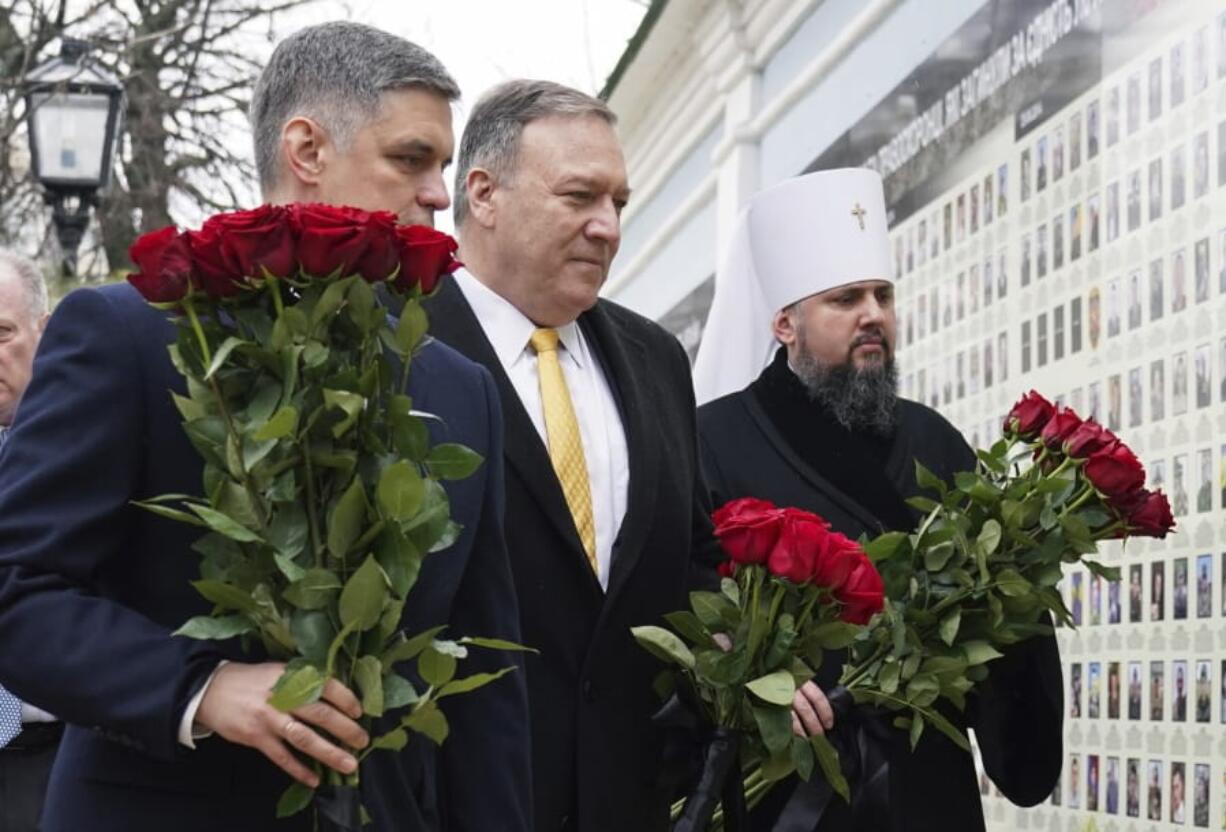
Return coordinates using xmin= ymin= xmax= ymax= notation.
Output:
xmin=697 ymin=349 xmax=1063 ymax=832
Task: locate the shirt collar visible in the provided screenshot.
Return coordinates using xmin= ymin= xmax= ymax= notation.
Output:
xmin=452 ymin=267 xmax=586 ymax=368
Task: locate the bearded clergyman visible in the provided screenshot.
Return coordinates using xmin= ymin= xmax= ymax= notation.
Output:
xmin=693 ymin=168 xmax=1063 ymax=832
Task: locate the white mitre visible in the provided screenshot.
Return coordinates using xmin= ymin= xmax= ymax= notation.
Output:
xmin=692 ymin=167 xmax=893 ymax=404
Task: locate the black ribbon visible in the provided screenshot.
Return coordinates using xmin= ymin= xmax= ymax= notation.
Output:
xmin=315 ymin=784 xmax=362 ymax=832
xmin=653 ymin=693 xmax=746 ymax=832
xmin=772 ymin=686 xmax=892 ymax=832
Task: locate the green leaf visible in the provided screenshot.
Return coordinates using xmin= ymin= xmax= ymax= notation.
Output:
xmin=806 ymin=621 xmax=863 ymax=650
xmin=904 ymin=673 xmax=940 ymax=707
xmin=323 ymin=389 xmax=365 ymax=438
xmin=923 ymin=541 xmax=956 ymax=572
xmin=284 ymin=569 xmax=343 ymax=610
xmin=457 ymin=636 xmax=538 ymax=653
xmin=276 ymin=782 xmax=315 ymax=818
xmin=376 ymin=461 xmax=426 ymax=521
xmin=188 ymin=504 xmax=262 ymax=543
xmin=791 ymin=735 xmax=815 ymax=782
xmin=631 ymin=625 xmax=696 ymax=669
xmin=252 ymin=406 xmax=299 ymax=441
xmin=938 ymin=609 xmax=961 ymax=646
xmin=439 ymin=667 xmax=516 ymax=698
xmin=690 ymin=591 xmax=736 ymax=630
xmin=327 ymin=478 xmax=368 ymax=560
xmin=267 ymin=664 xmax=326 ymax=712
xmin=375 ymin=525 xmax=423 ymax=599
xmin=962 ymin=641 xmax=1004 ymax=666
xmin=909 ymin=713 xmax=925 ymax=749
xmin=404 ymin=702 xmax=449 ymax=745
xmin=394 ymin=300 xmax=429 ymax=355
xmin=204 ymin=336 xmax=248 ymax=380
xmin=864 ymin=531 xmax=908 ymax=562
xmin=914 ymin=461 xmax=948 ymax=496
xmin=290 ymin=610 xmax=335 ymax=665
xmin=339 ymin=555 xmax=388 ymax=631
xmin=173 ymin=614 xmax=255 ymax=640
xmin=977 ymin=519 xmax=1002 ymax=558
xmin=171 ymin=392 xmax=206 ymax=421
xmin=810 ymin=734 xmax=850 ymax=802
xmin=267 ymin=504 xmax=309 ymax=561
xmin=662 ymin=611 xmax=715 ymax=647
xmin=354 ymin=655 xmax=384 ymax=717
xmin=311 ymin=277 xmax=352 ymax=327
xmin=192 ymin=579 xmax=260 ymax=614
xmin=752 ymin=704 xmax=793 ymax=753
xmin=383 ymin=625 xmax=447 ymax=666
xmin=879 ymin=660 xmax=901 ymax=694
xmin=923 ymin=707 xmax=971 ymax=751
xmin=760 ymin=747 xmax=797 ymax=782
xmin=720 ymin=577 xmax=740 ymax=606
xmin=995 ymin=568 xmax=1031 ymax=597
xmin=746 ymin=670 xmax=796 ymax=706
xmin=383 ymin=674 xmax=419 ymax=709
xmin=133 ymin=500 xmax=208 ymax=527
xmin=419 ymin=646 xmax=457 ymax=687
xmin=370 ymin=728 xmax=408 ymax=751
xmin=425 ymin=443 xmax=484 ymax=480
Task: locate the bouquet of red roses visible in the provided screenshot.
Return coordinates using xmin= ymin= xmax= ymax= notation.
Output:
xmin=127 ymin=204 xmax=526 ymax=829
xmin=632 ymin=500 xmax=884 ymax=830
xmin=640 ymin=391 xmax=1174 ymax=831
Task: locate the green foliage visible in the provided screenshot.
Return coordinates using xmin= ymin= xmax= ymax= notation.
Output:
xmin=138 ymin=275 xmax=525 ymax=821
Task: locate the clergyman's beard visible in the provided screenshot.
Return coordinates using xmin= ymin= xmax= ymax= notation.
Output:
xmin=792 ymin=336 xmax=898 ymax=436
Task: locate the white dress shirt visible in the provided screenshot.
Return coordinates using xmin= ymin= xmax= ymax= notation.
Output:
xmin=453 ymin=268 xmax=629 ymax=590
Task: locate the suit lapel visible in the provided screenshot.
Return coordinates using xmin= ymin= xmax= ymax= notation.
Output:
xmin=581 ymin=303 xmax=658 ymax=606
xmin=739 ymin=391 xmax=888 ymax=534
xmin=426 ymin=280 xmax=603 ymax=594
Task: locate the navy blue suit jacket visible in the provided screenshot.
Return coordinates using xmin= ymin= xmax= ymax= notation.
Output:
xmin=0 ymin=283 xmax=531 ymax=832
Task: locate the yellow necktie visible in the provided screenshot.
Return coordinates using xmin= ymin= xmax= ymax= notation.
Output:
xmin=530 ymin=328 xmax=598 ymax=574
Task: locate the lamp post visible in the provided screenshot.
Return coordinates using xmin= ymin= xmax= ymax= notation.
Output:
xmin=23 ymin=38 xmax=124 ymax=277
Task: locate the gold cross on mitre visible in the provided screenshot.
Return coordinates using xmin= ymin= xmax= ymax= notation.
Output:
xmin=851 ymin=203 xmax=867 ymax=230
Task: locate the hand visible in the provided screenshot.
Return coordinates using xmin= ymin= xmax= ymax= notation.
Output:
xmin=792 ymin=681 xmax=835 ymax=738
xmin=195 ymin=662 xmax=369 ymax=787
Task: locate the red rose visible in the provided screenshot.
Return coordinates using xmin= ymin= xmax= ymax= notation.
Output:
xmin=717 ymin=560 xmax=737 ymax=579
xmin=712 ymin=498 xmax=783 ymax=565
xmin=1040 ymin=407 xmax=1083 ymax=451
xmin=1003 ymin=390 xmax=1055 ymax=438
xmin=1083 ymin=440 xmax=1145 ymax=499
xmin=1126 ymin=489 xmax=1175 ymax=538
xmin=290 ymin=203 xmax=400 ymax=282
xmin=197 ymin=205 xmax=296 ymax=281
xmin=128 ymin=226 xmax=195 ymax=303
xmin=837 ymin=559 xmax=885 ymax=625
xmin=766 ymin=510 xmax=828 ymax=584
xmin=392 ymin=225 xmax=460 ymax=294
xmin=1064 ymin=420 xmax=1117 ymax=459
xmin=186 ymin=225 xmax=244 ymax=298
xmin=810 ymin=530 xmax=862 ymax=593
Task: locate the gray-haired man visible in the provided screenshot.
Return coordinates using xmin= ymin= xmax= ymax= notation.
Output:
xmin=0 ymin=22 xmax=530 ymax=832
xmin=0 ymin=249 xmax=55 ymax=832
xmin=426 ymin=79 xmax=722 ymax=832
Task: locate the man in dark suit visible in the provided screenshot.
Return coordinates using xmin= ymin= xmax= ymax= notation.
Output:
xmin=0 ymin=22 xmax=530 ymax=832
xmin=0 ymin=249 xmax=57 ymax=832
xmin=425 ymin=80 xmax=722 ymax=832
xmin=696 ymin=170 xmax=1062 ymax=831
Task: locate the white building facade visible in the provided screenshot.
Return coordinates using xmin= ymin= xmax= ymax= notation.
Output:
xmin=606 ymin=0 xmax=1226 ymax=828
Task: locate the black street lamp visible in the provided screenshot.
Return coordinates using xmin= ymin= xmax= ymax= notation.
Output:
xmin=23 ymin=38 xmax=124 ymax=276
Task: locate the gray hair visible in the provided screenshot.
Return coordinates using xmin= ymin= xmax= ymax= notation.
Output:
xmin=250 ymin=21 xmax=460 ymax=194
xmin=453 ymin=79 xmax=616 ymax=226
xmin=0 ymin=249 xmax=48 ymax=322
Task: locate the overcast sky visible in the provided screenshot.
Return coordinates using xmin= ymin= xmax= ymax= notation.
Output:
xmin=280 ymin=0 xmax=650 ymax=232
